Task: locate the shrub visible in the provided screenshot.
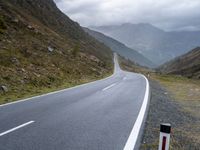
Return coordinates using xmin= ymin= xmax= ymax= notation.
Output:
xmin=0 ymin=16 xmax=7 ymax=29
xmin=72 ymin=43 xmax=80 ymax=57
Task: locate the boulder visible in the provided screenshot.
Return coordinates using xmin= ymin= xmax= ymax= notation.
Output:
xmin=48 ymin=46 xmax=54 ymax=52
xmin=27 ymin=25 xmax=34 ymax=30
xmin=89 ymin=55 xmax=100 ymax=63
xmin=11 ymin=57 xmax=20 ymax=65
xmin=0 ymin=85 xmax=8 ymax=93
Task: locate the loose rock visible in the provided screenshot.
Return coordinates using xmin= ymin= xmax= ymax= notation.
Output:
xmin=0 ymin=85 xmax=8 ymax=93
xmin=11 ymin=57 xmax=20 ymax=65
xmin=48 ymin=46 xmax=54 ymax=52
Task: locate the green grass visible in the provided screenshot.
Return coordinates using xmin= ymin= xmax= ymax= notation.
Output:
xmin=0 ymin=72 xmax=111 ymax=104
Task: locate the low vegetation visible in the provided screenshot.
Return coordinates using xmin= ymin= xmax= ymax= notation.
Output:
xmin=0 ymin=0 xmax=113 ymax=104
xmin=152 ymin=74 xmax=200 ymax=149
xmin=118 ymin=56 xmax=151 ymax=74
xmin=159 ymin=47 xmax=200 ymax=79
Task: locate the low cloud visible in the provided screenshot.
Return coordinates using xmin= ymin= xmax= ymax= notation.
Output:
xmin=54 ymin=0 xmax=200 ymax=31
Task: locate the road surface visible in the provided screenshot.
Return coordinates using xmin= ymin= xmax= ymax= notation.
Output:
xmin=0 ymin=54 xmax=150 ymax=150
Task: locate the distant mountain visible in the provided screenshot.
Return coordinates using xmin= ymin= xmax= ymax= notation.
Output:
xmin=91 ymin=23 xmax=200 ymax=65
xmin=84 ymin=27 xmax=155 ymax=68
xmin=159 ymin=47 xmax=200 ymax=79
xmin=0 ymin=0 xmax=113 ymax=102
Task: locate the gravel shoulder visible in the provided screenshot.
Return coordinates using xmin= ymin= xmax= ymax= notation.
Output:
xmin=140 ymin=80 xmax=200 ymax=150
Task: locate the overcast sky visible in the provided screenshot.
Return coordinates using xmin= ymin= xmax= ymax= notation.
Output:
xmin=54 ymin=0 xmax=200 ymax=31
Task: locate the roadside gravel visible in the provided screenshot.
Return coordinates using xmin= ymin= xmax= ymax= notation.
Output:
xmin=140 ymin=80 xmax=200 ymax=150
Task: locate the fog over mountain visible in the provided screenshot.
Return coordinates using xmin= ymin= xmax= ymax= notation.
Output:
xmin=84 ymin=27 xmax=155 ymax=68
xmin=54 ymin=0 xmax=200 ymax=32
xmin=91 ymin=23 xmax=200 ymax=65
xmin=53 ymin=0 xmax=200 ymax=66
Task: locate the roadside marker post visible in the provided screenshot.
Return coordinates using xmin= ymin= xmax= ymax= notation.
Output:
xmin=158 ymin=123 xmax=171 ymax=150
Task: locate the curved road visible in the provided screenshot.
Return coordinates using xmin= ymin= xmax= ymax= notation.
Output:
xmin=0 ymin=54 xmax=150 ymax=150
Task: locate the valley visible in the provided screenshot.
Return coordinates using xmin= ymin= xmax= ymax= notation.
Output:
xmin=91 ymin=23 xmax=200 ymax=66
xmin=0 ymin=0 xmax=199 ymax=149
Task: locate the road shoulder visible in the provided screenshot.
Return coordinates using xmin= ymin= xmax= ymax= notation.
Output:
xmin=140 ymin=80 xmax=200 ymax=149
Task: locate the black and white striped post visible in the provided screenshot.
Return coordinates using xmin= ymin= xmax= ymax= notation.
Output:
xmin=158 ymin=123 xmax=171 ymax=150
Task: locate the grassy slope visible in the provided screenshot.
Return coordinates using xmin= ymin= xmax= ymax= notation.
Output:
xmin=159 ymin=47 xmax=200 ymax=79
xmin=118 ymin=56 xmax=152 ymax=75
xmin=0 ymin=0 xmax=113 ymax=104
xmin=119 ymin=56 xmax=200 ymax=149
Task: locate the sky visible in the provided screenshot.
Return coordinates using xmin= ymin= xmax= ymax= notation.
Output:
xmin=54 ymin=0 xmax=200 ymax=31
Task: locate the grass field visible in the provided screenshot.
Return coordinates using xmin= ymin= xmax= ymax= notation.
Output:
xmin=152 ymin=74 xmax=200 ymax=117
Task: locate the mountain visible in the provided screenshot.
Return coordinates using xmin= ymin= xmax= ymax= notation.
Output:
xmin=0 ymin=0 xmax=113 ymax=103
xmin=159 ymin=47 xmax=200 ymax=79
xmin=91 ymin=23 xmax=200 ymax=66
xmin=84 ymin=27 xmax=155 ymax=68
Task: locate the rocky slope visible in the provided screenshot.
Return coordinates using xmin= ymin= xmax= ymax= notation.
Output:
xmin=91 ymin=23 xmax=200 ymax=65
xmin=0 ymin=0 xmax=113 ymax=103
xmin=84 ymin=27 xmax=155 ymax=68
xmin=159 ymin=47 xmax=200 ymax=79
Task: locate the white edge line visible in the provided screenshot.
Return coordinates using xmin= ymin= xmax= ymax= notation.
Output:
xmin=123 ymin=75 xmax=150 ymax=150
xmin=102 ymin=83 xmax=116 ymax=91
xmin=0 ymin=121 xmax=35 ymax=137
xmin=0 ymin=54 xmax=119 ymax=107
xmin=0 ymin=73 xmax=116 ymax=108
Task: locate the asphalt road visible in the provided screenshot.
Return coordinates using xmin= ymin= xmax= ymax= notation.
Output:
xmin=0 ymin=54 xmax=149 ymax=150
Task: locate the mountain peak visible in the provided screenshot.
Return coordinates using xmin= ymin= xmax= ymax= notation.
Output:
xmin=120 ymin=23 xmax=163 ymax=31
xmin=121 ymin=22 xmax=151 ymax=26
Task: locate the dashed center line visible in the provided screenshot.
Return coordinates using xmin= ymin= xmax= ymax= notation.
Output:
xmin=102 ymin=83 xmax=116 ymax=91
xmin=0 ymin=121 xmax=35 ymax=137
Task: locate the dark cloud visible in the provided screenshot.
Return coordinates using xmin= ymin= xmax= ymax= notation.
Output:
xmin=54 ymin=0 xmax=200 ymax=31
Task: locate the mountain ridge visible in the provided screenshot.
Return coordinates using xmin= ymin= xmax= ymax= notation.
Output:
xmin=84 ymin=27 xmax=155 ymax=68
xmin=91 ymin=23 xmax=200 ymax=65
xmin=159 ymin=47 xmax=200 ymax=79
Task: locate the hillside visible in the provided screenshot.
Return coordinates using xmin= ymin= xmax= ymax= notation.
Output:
xmin=159 ymin=47 xmax=200 ymax=79
xmin=84 ymin=27 xmax=155 ymax=68
xmin=91 ymin=23 xmax=200 ymax=65
xmin=0 ymin=0 xmax=113 ymax=104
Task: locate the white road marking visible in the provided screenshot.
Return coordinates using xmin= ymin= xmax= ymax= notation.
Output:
xmin=123 ymin=75 xmax=150 ymax=150
xmin=102 ymin=83 xmax=116 ymax=91
xmin=0 ymin=121 xmax=35 ymax=137
xmin=0 ymin=74 xmax=115 ymax=108
xmin=0 ymin=54 xmax=119 ymax=108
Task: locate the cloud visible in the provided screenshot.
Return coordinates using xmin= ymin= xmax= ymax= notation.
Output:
xmin=54 ymin=0 xmax=200 ymax=31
